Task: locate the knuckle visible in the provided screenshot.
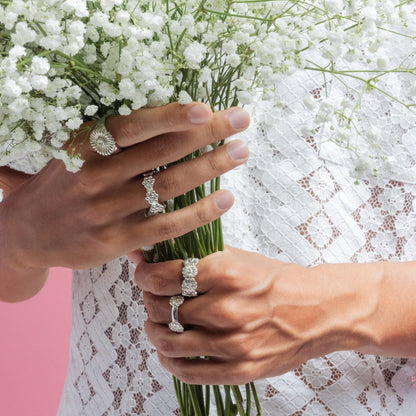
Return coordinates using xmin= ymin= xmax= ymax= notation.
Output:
xmin=194 ymin=201 xmax=214 ymax=225
xmin=156 ymin=219 xmax=180 ymax=240
xmin=133 ymin=265 xmax=149 ymax=289
xmin=216 ymin=333 xmax=251 ymax=360
xmin=164 ymin=107 xmax=180 ymax=129
xmin=156 ymin=171 xmax=177 ymax=197
xmin=232 ymin=334 xmax=251 ymax=358
xmin=206 ymin=152 xmax=223 ymax=174
xmin=88 ymin=225 xmax=119 ymax=250
xmin=208 ymin=121 xmax=221 ymax=144
xmin=221 ymin=263 xmax=241 ymax=288
xmin=158 ymin=338 xmax=176 ymax=356
xmin=83 ymin=198 xmax=112 ymax=226
xmin=175 ymin=366 xmax=197 ymax=385
xmin=121 ymin=117 xmax=146 ymax=144
xmin=143 ymin=296 xmax=163 ymax=322
xmin=212 ymin=336 xmax=231 ymax=357
xmin=149 ymin=272 xmax=170 ymax=294
xmin=77 ymin=164 xmax=101 ymax=194
xmin=209 ymin=300 xmax=236 ymax=328
xmin=150 ymin=136 xmax=176 ymax=161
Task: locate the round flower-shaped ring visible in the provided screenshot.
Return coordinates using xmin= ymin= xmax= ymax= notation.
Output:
xmin=89 ymin=118 xmax=121 ymax=156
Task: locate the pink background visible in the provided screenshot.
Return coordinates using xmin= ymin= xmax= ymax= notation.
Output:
xmin=0 ymin=268 xmax=72 ymax=416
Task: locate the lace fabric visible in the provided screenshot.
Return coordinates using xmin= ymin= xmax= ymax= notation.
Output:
xmin=57 ymin=66 xmax=416 ymax=414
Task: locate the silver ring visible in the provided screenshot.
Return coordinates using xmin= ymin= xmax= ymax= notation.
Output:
xmin=142 ymin=170 xmax=166 ymax=216
xmin=169 ymin=295 xmax=184 ymax=333
xmin=181 ymin=257 xmax=199 ymax=297
xmin=89 ymin=118 xmax=120 ymax=156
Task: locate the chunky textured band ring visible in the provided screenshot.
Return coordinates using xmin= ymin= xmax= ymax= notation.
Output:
xmin=141 ymin=170 xmax=166 ymax=216
xmin=168 ymin=295 xmax=185 ymax=333
xmin=181 ymin=257 xmax=199 ymax=297
xmin=89 ymin=118 xmax=120 ymax=156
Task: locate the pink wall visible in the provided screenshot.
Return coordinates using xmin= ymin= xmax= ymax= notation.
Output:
xmin=0 ymin=268 xmax=72 ymax=416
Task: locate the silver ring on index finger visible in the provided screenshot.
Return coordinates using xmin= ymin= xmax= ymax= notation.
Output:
xmin=89 ymin=118 xmax=121 ymax=156
xmin=181 ymin=257 xmax=199 ymax=297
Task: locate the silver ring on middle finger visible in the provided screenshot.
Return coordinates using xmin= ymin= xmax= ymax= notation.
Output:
xmin=141 ymin=169 xmax=166 ymax=217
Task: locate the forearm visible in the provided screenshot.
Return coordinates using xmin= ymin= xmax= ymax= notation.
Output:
xmin=0 ymin=167 xmax=50 ymax=302
xmin=315 ymin=261 xmax=416 ymax=358
xmin=360 ymin=261 xmax=416 ymax=356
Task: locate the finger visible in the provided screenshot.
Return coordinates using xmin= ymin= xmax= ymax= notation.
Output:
xmin=144 ymin=319 xmax=228 ymax=359
xmin=74 ymin=103 xmax=212 ymax=160
xmin=134 ymin=247 xmax=233 ymax=296
xmin=91 ymin=107 xmax=250 ymax=185
xmin=98 ymin=139 xmax=249 ymax=223
xmin=135 ymin=259 xmax=189 ymax=296
xmin=144 ymin=283 xmax=246 ymax=330
xmin=143 ymin=291 xmax=187 ymax=325
xmin=143 ymin=289 xmax=221 ymax=328
xmin=122 ymin=189 xmax=234 ymax=250
xmin=107 ymin=102 xmax=213 ymax=148
xmin=135 ymin=254 xmax=214 ymax=297
xmin=127 ymin=249 xmax=145 ymax=265
xmin=157 ymin=353 xmax=252 ymax=386
xmin=137 ymin=246 xmax=235 ymax=296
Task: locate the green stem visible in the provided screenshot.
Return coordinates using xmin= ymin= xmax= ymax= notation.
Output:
xmin=213 ymin=386 xmax=225 ymax=416
xmin=251 ymin=382 xmax=262 ymax=416
xmin=231 ymin=386 xmax=246 ymax=416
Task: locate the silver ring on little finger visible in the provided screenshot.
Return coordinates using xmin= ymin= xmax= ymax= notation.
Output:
xmin=181 ymin=257 xmax=199 ymax=297
xmin=141 ymin=170 xmax=166 ymax=217
xmin=89 ymin=118 xmax=121 ymax=156
xmin=169 ymin=295 xmax=185 ymax=333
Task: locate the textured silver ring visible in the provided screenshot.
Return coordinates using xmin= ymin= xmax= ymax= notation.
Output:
xmin=89 ymin=118 xmax=120 ymax=156
xmin=181 ymin=257 xmax=199 ymax=297
xmin=141 ymin=170 xmax=166 ymax=216
xmin=169 ymin=295 xmax=185 ymax=333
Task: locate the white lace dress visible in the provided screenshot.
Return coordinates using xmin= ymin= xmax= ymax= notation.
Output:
xmin=53 ymin=62 xmax=416 ymax=416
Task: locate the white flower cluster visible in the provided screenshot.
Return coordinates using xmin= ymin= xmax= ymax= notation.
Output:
xmin=0 ymin=0 xmax=414 ymax=172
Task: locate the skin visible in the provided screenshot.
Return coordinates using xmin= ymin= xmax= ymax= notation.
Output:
xmin=132 ymin=246 xmax=416 ymax=386
xmin=0 ymin=102 xmax=250 ymax=302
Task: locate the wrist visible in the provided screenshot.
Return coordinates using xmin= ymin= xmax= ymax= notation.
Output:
xmin=357 ymin=261 xmax=416 ymax=357
xmin=307 ymin=262 xmax=384 ymax=355
xmin=0 ymin=201 xmax=49 ymax=302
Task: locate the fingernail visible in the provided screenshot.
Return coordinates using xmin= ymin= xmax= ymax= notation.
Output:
xmin=227 ymin=140 xmax=249 ymax=161
xmin=128 ymin=251 xmax=142 ymax=265
xmin=188 ymin=104 xmax=212 ymax=124
xmin=228 ymin=109 xmax=250 ymax=130
xmin=215 ymin=191 xmax=234 ymax=210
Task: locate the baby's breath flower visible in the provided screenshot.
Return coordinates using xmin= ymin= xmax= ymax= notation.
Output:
xmin=3 ymin=79 xmax=23 ymax=98
xmin=118 ymin=104 xmax=132 ymax=116
xmin=183 ymin=42 xmax=207 ymax=70
xmin=85 ymin=105 xmax=99 ymax=117
xmin=178 ymin=91 xmax=193 ymax=105
xmin=0 ymin=0 xmax=414 ymax=183
xmin=31 ymin=57 xmax=50 ymax=75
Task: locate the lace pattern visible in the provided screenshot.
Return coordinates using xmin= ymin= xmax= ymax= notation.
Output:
xmin=58 ymin=73 xmax=416 ymax=414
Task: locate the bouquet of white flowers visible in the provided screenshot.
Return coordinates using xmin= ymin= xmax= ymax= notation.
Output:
xmin=1 ymin=0 xmax=415 ymax=415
